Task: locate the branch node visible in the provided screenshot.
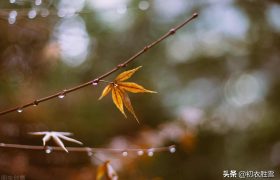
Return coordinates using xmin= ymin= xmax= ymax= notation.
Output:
xmin=92 ymin=78 xmax=100 ymax=86
xmin=169 ymin=28 xmax=176 ymax=35
xmin=33 ymin=100 xmax=39 ymax=106
xmin=117 ymin=64 xmax=126 ymax=68
xmin=58 ymin=90 xmax=67 ymax=99
xmin=143 ymin=46 xmax=149 ymax=52
xmin=193 ymin=12 xmax=198 ymax=18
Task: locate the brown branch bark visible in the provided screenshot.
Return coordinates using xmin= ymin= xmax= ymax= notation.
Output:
xmin=0 ymin=142 xmax=175 ymax=153
xmin=0 ymin=13 xmax=198 ymax=116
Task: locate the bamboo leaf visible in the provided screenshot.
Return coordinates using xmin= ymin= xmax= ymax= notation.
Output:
xmin=115 ymin=66 xmax=142 ymax=82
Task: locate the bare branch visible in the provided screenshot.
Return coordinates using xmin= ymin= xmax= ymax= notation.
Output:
xmin=0 ymin=13 xmax=198 ymax=116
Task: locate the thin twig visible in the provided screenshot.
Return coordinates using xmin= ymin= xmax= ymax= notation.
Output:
xmin=0 ymin=142 xmax=175 ymax=153
xmin=0 ymin=13 xmax=198 ymax=116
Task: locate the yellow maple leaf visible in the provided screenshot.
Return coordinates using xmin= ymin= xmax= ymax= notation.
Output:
xmin=99 ymin=66 xmax=156 ymax=123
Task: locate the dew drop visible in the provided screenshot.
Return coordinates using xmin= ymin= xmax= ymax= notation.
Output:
xmin=137 ymin=150 xmax=144 ymax=156
xmin=33 ymin=100 xmax=39 ymax=106
xmin=28 ymin=9 xmax=37 ymax=19
xmin=122 ymin=151 xmax=128 ymax=157
xmin=58 ymin=94 xmax=65 ymax=99
xmin=8 ymin=10 xmax=17 ymax=24
xmin=45 ymin=147 xmax=52 ymax=154
xmin=169 ymin=146 xmax=176 ymax=153
xmin=147 ymin=149 xmax=154 ymax=157
xmin=17 ymin=108 xmax=23 ymax=113
xmin=87 ymin=148 xmax=93 ymax=157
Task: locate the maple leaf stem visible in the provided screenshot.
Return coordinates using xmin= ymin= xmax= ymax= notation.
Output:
xmin=0 ymin=13 xmax=198 ymax=116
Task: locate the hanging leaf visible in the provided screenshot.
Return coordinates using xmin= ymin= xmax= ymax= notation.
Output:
xmin=96 ymin=161 xmax=118 ymax=180
xmin=99 ymin=66 xmax=156 ymax=123
xmin=112 ymin=87 xmax=126 ymax=118
xmin=121 ymin=90 xmax=139 ymax=124
xmin=118 ymin=82 xmax=156 ymax=93
xmin=96 ymin=163 xmax=106 ymax=180
xmin=105 ymin=161 xmax=118 ymax=180
xmin=115 ymin=66 xmax=142 ymax=82
xmin=99 ymin=84 xmax=113 ymax=100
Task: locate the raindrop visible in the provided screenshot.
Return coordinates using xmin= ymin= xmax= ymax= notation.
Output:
xmin=45 ymin=146 xmax=52 ymax=154
xmin=147 ymin=149 xmax=154 ymax=157
xmin=92 ymin=82 xmax=98 ymax=86
xmin=35 ymin=0 xmax=42 ymax=6
xmin=87 ymin=148 xmax=93 ymax=156
xmin=122 ymin=151 xmax=128 ymax=157
xmin=8 ymin=10 xmax=17 ymax=24
xmin=58 ymin=90 xmax=67 ymax=99
xmin=138 ymin=1 xmax=150 ymax=11
xmin=28 ymin=9 xmax=37 ymax=19
xmin=41 ymin=9 xmax=49 ymax=17
xmin=148 ymin=151 xmax=154 ymax=157
xmin=169 ymin=146 xmax=176 ymax=153
xmin=58 ymin=94 xmax=65 ymax=99
xmin=33 ymin=100 xmax=39 ymax=106
xmin=17 ymin=108 xmax=23 ymax=113
xmin=137 ymin=150 xmax=144 ymax=156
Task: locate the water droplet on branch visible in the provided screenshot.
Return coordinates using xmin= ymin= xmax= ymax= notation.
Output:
xmin=137 ymin=150 xmax=144 ymax=156
xmin=58 ymin=94 xmax=65 ymax=99
xmin=45 ymin=146 xmax=52 ymax=154
xmin=122 ymin=151 xmax=128 ymax=157
xmin=147 ymin=149 xmax=154 ymax=157
xmin=28 ymin=9 xmax=37 ymax=19
xmin=169 ymin=146 xmax=176 ymax=153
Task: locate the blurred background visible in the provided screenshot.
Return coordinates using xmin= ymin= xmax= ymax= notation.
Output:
xmin=0 ymin=0 xmax=280 ymax=179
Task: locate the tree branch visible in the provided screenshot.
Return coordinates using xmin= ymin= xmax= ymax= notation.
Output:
xmin=0 ymin=13 xmax=198 ymax=116
xmin=0 ymin=142 xmax=175 ymax=154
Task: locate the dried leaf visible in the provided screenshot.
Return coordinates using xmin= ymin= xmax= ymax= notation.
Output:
xmin=42 ymin=134 xmax=51 ymax=146
xmin=29 ymin=131 xmax=83 ymax=153
xmin=57 ymin=134 xmax=83 ymax=145
xmin=52 ymin=135 xmax=68 ymax=153
xmin=112 ymin=88 xmax=126 ymax=118
xmin=105 ymin=161 xmax=118 ymax=180
xmin=120 ymin=90 xmax=140 ymax=124
xmin=96 ymin=163 xmax=106 ymax=180
xmin=99 ymin=66 xmax=156 ymax=123
xmin=118 ymin=82 xmax=157 ymax=93
xmin=96 ymin=161 xmax=118 ymax=180
xmin=99 ymin=84 xmax=112 ymax=100
xmin=115 ymin=66 xmax=142 ymax=82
